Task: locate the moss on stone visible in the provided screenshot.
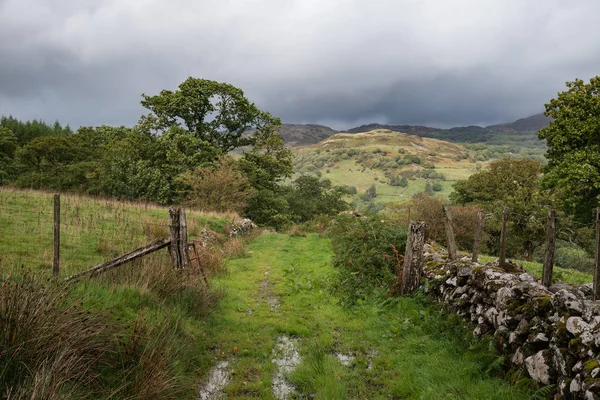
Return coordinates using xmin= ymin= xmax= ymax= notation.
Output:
xmin=584 ymin=359 xmax=600 ymax=373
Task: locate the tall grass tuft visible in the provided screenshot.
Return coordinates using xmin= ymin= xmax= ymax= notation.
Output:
xmin=0 ymin=272 xmax=116 ymax=399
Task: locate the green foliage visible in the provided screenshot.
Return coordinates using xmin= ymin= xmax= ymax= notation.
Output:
xmin=451 ymin=158 xmax=549 ymax=258
xmin=140 ymin=77 xmax=279 ymax=156
xmin=1 ymin=115 xmax=72 ymax=146
xmin=327 ymin=215 xmax=407 ymax=302
xmin=286 ymin=175 xmax=349 ymax=223
xmin=178 ymin=158 xmax=255 ymax=213
xmin=538 ymin=76 xmax=600 ymax=221
xmin=0 ymin=127 xmax=17 ymax=183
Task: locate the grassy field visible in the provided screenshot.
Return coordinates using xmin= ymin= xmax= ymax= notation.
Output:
xmin=0 ymin=187 xmax=236 ymax=277
xmin=479 ymin=255 xmax=592 ymax=285
xmin=199 ymin=233 xmax=536 ymax=399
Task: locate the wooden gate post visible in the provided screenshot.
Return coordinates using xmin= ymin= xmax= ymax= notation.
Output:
xmin=594 ymin=208 xmax=600 ymax=301
xmin=168 ymin=207 xmax=190 ymax=269
xmin=442 ymin=205 xmax=458 ymax=260
xmin=53 ymin=194 xmax=60 ymax=278
xmin=498 ymin=207 xmax=510 ymax=267
xmin=179 ymin=208 xmax=190 ymax=269
xmin=472 ymin=209 xmax=485 ymax=263
xmin=401 ymin=221 xmax=426 ymax=295
xmin=542 ymin=209 xmax=557 ymax=287
xmin=169 ymin=207 xmax=182 ymax=268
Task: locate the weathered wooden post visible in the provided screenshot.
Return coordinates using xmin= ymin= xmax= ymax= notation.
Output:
xmin=53 ymin=194 xmax=60 ymax=278
xmin=442 ymin=205 xmax=458 ymax=260
xmin=472 ymin=209 xmax=485 ymax=263
xmin=594 ymin=208 xmax=600 ymax=301
xmin=169 ymin=207 xmax=182 ymax=268
xmin=498 ymin=207 xmax=510 ymax=267
xmin=400 ymin=221 xmax=426 ymax=295
xmin=179 ymin=208 xmax=190 ymax=269
xmin=542 ymin=209 xmax=557 ymax=287
xmin=168 ymin=207 xmax=190 ymax=269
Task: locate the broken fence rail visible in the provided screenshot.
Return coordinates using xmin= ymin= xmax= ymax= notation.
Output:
xmin=64 ymin=238 xmax=171 ymax=282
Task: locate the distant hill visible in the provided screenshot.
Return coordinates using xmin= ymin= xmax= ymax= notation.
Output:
xmin=280 ymin=114 xmax=550 ymax=147
xmin=346 ymin=124 xmax=440 ymax=136
xmin=485 ymin=113 xmax=551 ymax=133
xmin=277 ymin=124 xmax=337 ymax=146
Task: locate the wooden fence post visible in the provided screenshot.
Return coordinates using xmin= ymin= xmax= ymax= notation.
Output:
xmin=594 ymin=208 xmax=600 ymax=301
xmin=401 ymin=221 xmax=426 ymax=295
xmin=179 ymin=208 xmax=190 ymax=269
xmin=442 ymin=205 xmax=458 ymax=260
xmin=169 ymin=207 xmax=181 ymax=268
xmin=472 ymin=209 xmax=485 ymax=263
xmin=168 ymin=207 xmax=191 ymax=269
xmin=542 ymin=209 xmax=557 ymax=287
xmin=53 ymin=194 xmax=60 ymax=278
xmin=498 ymin=207 xmax=510 ymax=267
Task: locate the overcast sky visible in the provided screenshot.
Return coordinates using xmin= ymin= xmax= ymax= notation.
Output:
xmin=1 ymin=0 xmax=599 ymax=130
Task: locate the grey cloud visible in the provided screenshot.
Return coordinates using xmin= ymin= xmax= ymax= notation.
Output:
xmin=1 ymin=0 xmax=599 ymax=129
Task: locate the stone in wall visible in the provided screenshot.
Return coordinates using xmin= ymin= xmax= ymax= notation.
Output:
xmin=421 ymin=243 xmax=600 ymax=399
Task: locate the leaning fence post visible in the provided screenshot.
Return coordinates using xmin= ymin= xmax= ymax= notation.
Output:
xmin=442 ymin=205 xmax=458 ymax=260
xmin=472 ymin=209 xmax=485 ymax=262
xmin=594 ymin=208 xmax=600 ymax=301
xmin=169 ymin=207 xmax=181 ymax=268
xmin=400 ymin=221 xmax=426 ymax=295
xmin=498 ymin=207 xmax=510 ymax=267
xmin=542 ymin=209 xmax=557 ymax=287
xmin=53 ymin=194 xmax=60 ymax=278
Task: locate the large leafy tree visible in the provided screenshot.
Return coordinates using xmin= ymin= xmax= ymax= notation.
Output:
xmin=140 ymin=77 xmax=280 ymax=157
xmin=450 ymin=158 xmax=550 ymax=259
xmin=538 ymin=76 xmax=600 ymax=221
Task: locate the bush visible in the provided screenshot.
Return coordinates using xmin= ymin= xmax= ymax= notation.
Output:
xmin=327 ymin=215 xmax=407 ymax=303
xmin=178 ymin=158 xmax=254 ymax=213
xmin=555 ymin=247 xmax=595 ymax=273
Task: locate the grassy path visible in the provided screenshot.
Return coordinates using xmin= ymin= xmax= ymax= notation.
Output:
xmin=199 ymin=233 xmax=533 ymax=399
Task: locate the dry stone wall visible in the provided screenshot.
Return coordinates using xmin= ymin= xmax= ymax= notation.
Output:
xmin=422 ymin=243 xmax=600 ymax=399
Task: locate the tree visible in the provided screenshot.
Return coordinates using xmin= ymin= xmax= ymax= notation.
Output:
xmin=538 ymin=76 xmax=600 ymax=221
xmin=0 ymin=127 xmax=17 ymax=183
xmin=450 ymin=158 xmax=549 ymax=259
xmin=285 ymin=175 xmax=349 ymax=222
xmin=140 ymin=77 xmax=280 ymax=157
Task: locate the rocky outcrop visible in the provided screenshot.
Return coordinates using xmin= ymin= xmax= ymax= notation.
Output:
xmin=422 ymin=244 xmax=600 ymax=399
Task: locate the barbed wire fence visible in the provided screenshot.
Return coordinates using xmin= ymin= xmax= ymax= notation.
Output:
xmin=0 ymin=190 xmax=193 ymax=280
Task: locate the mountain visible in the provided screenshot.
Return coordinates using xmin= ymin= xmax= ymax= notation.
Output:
xmin=346 ymin=124 xmax=440 ymax=136
xmin=277 ymin=124 xmax=337 ymax=147
xmin=280 ymin=114 xmax=551 ymax=147
xmin=485 ymin=113 xmax=551 ymax=133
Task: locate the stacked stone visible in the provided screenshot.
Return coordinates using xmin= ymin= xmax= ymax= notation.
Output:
xmin=228 ymin=219 xmax=257 ymax=237
xmin=422 ymin=244 xmax=600 ymax=399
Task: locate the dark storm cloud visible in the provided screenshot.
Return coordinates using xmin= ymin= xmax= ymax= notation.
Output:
xmin=1 ymin=0 xmax=599 ymax=129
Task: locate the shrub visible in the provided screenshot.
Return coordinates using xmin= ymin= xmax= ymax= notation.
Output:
xmin=178 ymin=158 xmax=254 ymax=213
xmin=327 ymin=215 xmax=407 ymax=303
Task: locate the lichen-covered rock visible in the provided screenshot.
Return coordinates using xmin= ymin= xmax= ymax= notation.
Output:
xmin=567 ymin=317 xmax=590 ymax=336
xmin=421 ymin=243 xmax=600 ymax=398
xmin=525 ymin=350 xmax=555 ymax=384
xmin=553 ymin=289 xmax=585 ymax=316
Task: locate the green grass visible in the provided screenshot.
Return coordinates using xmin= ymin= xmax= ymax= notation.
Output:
xmin=0 ymin=187 xmax=236 ymax=276
xmin=201 ymin=233 xmax=535 ymax=398
xmin=479 ymin=255 xmax=592 ymax=285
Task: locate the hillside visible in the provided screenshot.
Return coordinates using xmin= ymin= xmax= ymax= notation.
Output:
xmin=277 ymin=123 xmax=338 ymax=146
xmin=293 ymin=129 xmax=480 ymax=203
xmin=485 ymin=113 xmax=551 ymax=133
xmin=281 ymin=113 xmax=550 ymax=147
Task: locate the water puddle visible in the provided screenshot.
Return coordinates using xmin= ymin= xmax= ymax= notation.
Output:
xmin=198 ymin=359 xmax=232 ymax=400
xmin=272 ymin=336 xmax=301 ymax=399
